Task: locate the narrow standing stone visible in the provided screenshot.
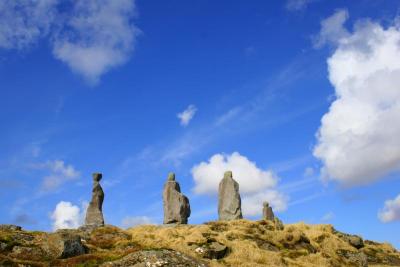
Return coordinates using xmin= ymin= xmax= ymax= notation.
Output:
xmin=85 ymin=173 xmax=105 ymax=227
xmin=218 ymin=171 xmax=243 ymax=221
xmin=262 ymin=201 xmax=275 ymax=221
xmin=163 ymin=173 xmax=191 ymax=224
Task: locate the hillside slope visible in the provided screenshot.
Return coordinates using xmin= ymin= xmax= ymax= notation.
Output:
xmin=0 ymin=220 xmax=399 ymax=267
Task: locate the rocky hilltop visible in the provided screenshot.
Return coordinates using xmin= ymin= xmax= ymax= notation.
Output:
xmin=1 ymin=220 xmax=399 ymax=267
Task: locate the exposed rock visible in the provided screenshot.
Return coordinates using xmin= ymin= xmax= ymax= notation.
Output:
xmin=85 ymin=172 xmax=105 ymax=227
xmin=191 ymin=240 xmax=228 ymax=260
xmin=0 ymin=225 xmax=21 ymax=231
xmin=41 ymin=230 xmax=87 ymax=259
xmin=218 ymin=171 xmax=243 ymax=221
xmin=163 ymin=173 xmax=191 ymax=224
xmin=262 ymin=201 xmax=274 ymax=221
xmin=336 ymin=249 xmax=368 ymax=267
xmin=100 ymin=249 xmax=208 ymax=267
xmin=335 ymin=231 xmax=364 ymax=249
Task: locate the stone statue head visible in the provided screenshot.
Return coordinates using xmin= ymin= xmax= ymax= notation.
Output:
xmin=223 ymin=171 xmax=233 ymax=179
xmin=93 ymin=173 xmax=102 ymax=182
xmin=167 ymin=172 xmax=175 ymax=181
xmin=263 ymin=201 xmax=269 ymax=207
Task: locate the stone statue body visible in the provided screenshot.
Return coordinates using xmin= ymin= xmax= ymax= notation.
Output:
xmin=163 ymin=173 xmax=191 ymax=224
xmin=85 ymin=173 xmax=105 ymax=226
xmin=218 ymin=171 xmax=243 ymax=221
xmin=262 ymin=201 xmax=274 ymax=221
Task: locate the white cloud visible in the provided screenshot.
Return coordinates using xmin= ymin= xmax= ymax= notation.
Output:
xmin=51 ymin=201 xmax=83 ymax=231
xmin=286 ymin=0 xmax=314 ymax=11
xmin=378 ymin=194 xmax=400 ymax=223
xmin=313 ymin=11 xmax=400 ymax=186
xmin=191 ymin=152 xmax=287 ymax=216
xmin=121 ymin=216 xmax=154 ymax=228
xmin=313 ymin=9 xmax=349 ymax=48
xmin=39 ymin=160 xmax=80 ymax=192
xmin=0 ymin=0 xmax=58 ymax=49
xmin=52 ymin=0 xmax=139 ymax=84
xmin=177 ymin=105 xmax=197 ymax=127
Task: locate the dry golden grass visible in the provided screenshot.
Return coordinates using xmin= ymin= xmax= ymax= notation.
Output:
xmin=127 ymin=219 xmax=400 ymax=267
xmin=1 ymin=222 xmax=399 ymax=266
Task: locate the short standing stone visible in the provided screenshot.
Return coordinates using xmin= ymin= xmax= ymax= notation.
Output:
xmin=84 ymin=173 xmax=105 ymax=227
xmin=163 ymin=173 xmax=191 ymax=224
xmin=262 ymin=202 xmax=275 ymax=221
xmin=218 ymin=171 xmax=243 ymax=221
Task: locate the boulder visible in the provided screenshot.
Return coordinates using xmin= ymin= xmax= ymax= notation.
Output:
xmin=100 ymin=249 xmax=208 ymax=267
xmin=41 ymin=230 xmax=87 ymax=259
xmin=163 ymin=173 xmax=191 ymax=224
xmin=0 ymin=225 xmax=22 ymax=231
xmin=262 ymin=202 xmax=274 ymax=221
xmin=85 ymin=173 xmax=105 ymax=227
xmin=191 ymin=240 xmax=229 ymax=260
xmin=218 ymin=171 xmax=243 ymax=221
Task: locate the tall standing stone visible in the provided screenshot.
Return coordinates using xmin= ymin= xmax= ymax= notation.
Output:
xmin=85 ymin=173 xmax=105 ymax=227
xmin=218 ymin=171 xmax=243 ymax=221
xmin=163 ymin=173 xmax=191 ymax=224
xmin=262 ymin=201 xmax=274 ymax=221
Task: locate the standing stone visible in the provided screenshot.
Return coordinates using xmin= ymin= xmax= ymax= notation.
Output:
xmin=85 ymin=173 xmax=105 ymax=227
xmin=218 ymin=171 xmax=243 ymax=221
xmin=262 ymin=201 xmax=275 ymax=221
xmin=163 ymin=173 xmax=191 ymax=224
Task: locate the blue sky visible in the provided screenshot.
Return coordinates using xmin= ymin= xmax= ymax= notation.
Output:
xmin=1 ymin=0 xmax=400 ymax=249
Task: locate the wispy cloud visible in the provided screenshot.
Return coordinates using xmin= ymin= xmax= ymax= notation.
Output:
xmin=286 ymin=0 xmax=315 ymax=11
xmin=33 ymin=160 xmax=81 ymax=192
xmin=0 ymin=0 xmax=58 ymax=49
xmin=52 ymin=0 xmax=139 ymax=84
xmin=177 ymin=105 xmax=197 ymax=127
xmin=0 ymin=0 xmax=140 ymax=85
xmin=321 ymin=211 xmax=334 ymax=222
xmin=125 ymin=58 xmax=320 ymax=169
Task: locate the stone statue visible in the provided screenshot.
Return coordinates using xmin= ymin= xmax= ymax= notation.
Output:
xmin=84 ymin=173 xmax=105 ymax=227
xmin=262 ymin=201 xmax=274 ymax=221
xmin=218 ymin=171 xmax=243 ymax=221
xmin=163 ymin=173 xmax=191 ymax=224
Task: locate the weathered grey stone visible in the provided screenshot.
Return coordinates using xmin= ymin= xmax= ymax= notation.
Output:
xmin=218 ymin=171 xmax=243 ymax=221
xmin=163 ymin=173 xmax=191 ymax=224
xmin=41 ymin=230 xmax=87 ymax=259
xmin=191 ymin=240 xmax=229 ymax=260
xmin=85 ymin=173 xmax=105 ymax=227
xmin=0 ymin=224 xmax=22 ymax=231
xmin=100 ymin=249 xmax=208 ymax=267
xmin=262 ymin=201 xmax=275 ymax=221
